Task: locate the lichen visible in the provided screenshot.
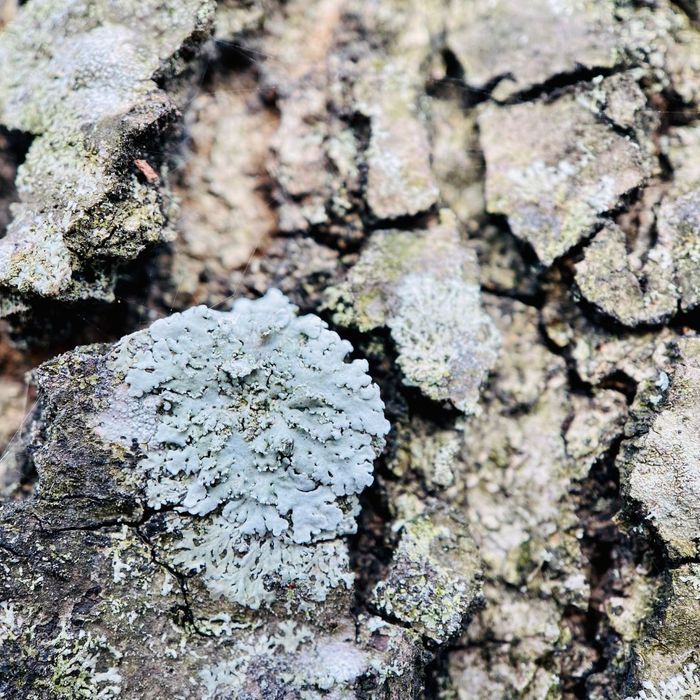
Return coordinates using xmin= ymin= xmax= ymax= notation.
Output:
xmin=99 ymin=289 xmax=389 ymax=608
xmin=657 ymin=189 xmax=700 ymax=313
xmin=349 ymin=5 xmax=439 ymax=220
xmin=0 ymin=0 xmax=215 ymax=305
xmin=446 ymin=0 xmax=625 ymax=101
xmin=619 ymin=337 xmax=700 ymax=560
xmin=198 ymin=616 xmax=418 ymax=699
xmin=41 ymin=629 xmax=122 ymax=700
xmin=326 ymin=216 xmax=500 ymax=413
xmin=625 ymin=665 xmax=700 ymax=700
xmin=479 ymin=75 xmax=655 ymax=265
xmin=371 ymin=506 xmax=482 ymax=643
xmin=574 ymin=221 xmax=678 ymax=327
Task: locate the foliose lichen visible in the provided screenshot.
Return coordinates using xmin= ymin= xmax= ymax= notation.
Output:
xmin=100 ymin=289 xmax=390 ymax=609
xmin=625 ymin=665 xmax=700 ymax=700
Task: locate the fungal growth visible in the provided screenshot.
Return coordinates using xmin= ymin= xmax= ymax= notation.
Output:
xmin=101 ymin=289 xmax=390 ymax=608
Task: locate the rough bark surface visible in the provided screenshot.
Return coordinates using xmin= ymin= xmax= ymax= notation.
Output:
xmin=1 ymin=0 xmax=700 ymax=699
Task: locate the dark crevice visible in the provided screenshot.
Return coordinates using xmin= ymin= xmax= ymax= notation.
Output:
xmin=313 ymin=112 xmax=371 ymax=252
xmin=559 ymin=361 xmax=670 ymax=697
xmin=397 ymin=385 xmax=462 ymax=429
xmin=598 ymin=371 xmax=638 ymax=405
xmin=643 ymin=70 xmax=700 ymax=131
xmin=497 ymin=63 xmax=631 ymax=106
xmin=671 ymin=0 xmax=699 ymax=21
xmin=364 ymin=208 xmax=438 ymax=236
xmin=538 ymin=313 xmax=596 ymax=397
xmin=345 ymin=333 xmax=406 ymax=609
xmin=211 ymin=36 xmax=263 ymax=78
xmin=422 ymin=647 xmax=452 ymax=699
xmin=0 ymin=126 xmax=32 ymax=240
xmin=566 ymin=439 xmax=627 ymax=697
xmin=615 ymin=181 xmax=666 ymax=262
xmin=670 ymin=302 xmax=700 ymax=334
xmin=537 ymin=292 xmax=634 ymax=690
xmin=135 ymin=524 xmax=212 ymax=638
xmin=3 ymin=295 xmax=138 ymax=355
xmin=39 ymin=516 xmax=142 ymax=535
xmin=427 ymin=48 xmax=506 ymax=110
xmin=481 ymin=280 xmax=544 ymax=309
xmin=30 ymin=498 xmax=174 ymax=535
xmin=348 ymin=474 xmax=395 ymax=613
xmin=474 ymin=213 xmax=546 ymax=307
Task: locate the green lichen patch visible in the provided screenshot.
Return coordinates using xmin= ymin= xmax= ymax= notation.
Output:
xmin=371 ymin=504 xmax=482 ymax=643
xmin=0 ymin=291 xmax=434 ymax=698
xmin=574 ymin=221 xmax=678 ymax=327
xmin=618 ymin=337 xmax=700 ymax=561
xmin=446 ymin=0 xmax=626 ymax=101
xmin=326 ymin=215 xmax=500 ymax=413
xmin=627 ymin=564 xmax=700 ymax=697
xmin=0 ymin=0 xmax=215 ymax=307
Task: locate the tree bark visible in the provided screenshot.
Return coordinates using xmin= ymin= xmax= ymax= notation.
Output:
xmin=1 ymin=0 xmax=700 ymax=698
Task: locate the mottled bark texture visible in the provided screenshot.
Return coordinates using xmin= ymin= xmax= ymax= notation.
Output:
xmin=2 ymin=0 xmax=700 ymax=698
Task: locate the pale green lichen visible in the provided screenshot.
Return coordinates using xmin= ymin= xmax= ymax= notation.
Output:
xmin=625 ymin=665 xmax=700 ymax=700
xmin=197 ymin=616 xmax=416 ymax=699
xmin=48 ymin=631 xmax=122 ymax=700
xmin=574 ymin=221 xmax=678 ymax=326
xmin=630 ymin=563 xmax=700 ymax=696
xmin=0 ymin=609 xmax=96 ymax=696
xmin=445 ymin=0 xmax=625 ymax=101
xmin=326 ymin=217 xmax=500 ymax=413
xmin=98 ymin=290 xmax=389 ymax=609
xmin=198 ymin=622 xmax=369 ymax=699
xmin=479 ymin=76 xmax=655 ymax=265
xmin=371 ymin=507 xmax=482 ymax=642
xmin=620 ymin=337 xmax=700 ymax=560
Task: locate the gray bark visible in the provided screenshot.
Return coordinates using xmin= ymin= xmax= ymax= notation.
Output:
xmin=1 ymin=0 xmax=700 ymax=698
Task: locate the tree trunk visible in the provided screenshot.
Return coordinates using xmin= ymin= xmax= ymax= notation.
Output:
xmin=1 ymin=0 xmax=700 ymax=698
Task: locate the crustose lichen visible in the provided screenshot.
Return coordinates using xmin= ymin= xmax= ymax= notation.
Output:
xmin=100 ymin=289 xmax=390 ymax=608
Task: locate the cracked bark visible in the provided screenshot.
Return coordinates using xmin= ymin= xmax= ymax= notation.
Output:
xmin=2 ymin=0 xmax=700 ymax=698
